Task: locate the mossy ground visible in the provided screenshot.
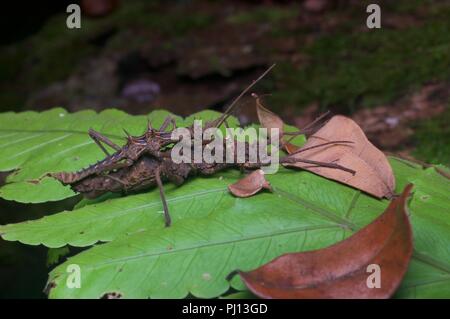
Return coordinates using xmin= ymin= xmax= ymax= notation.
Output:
xmin=0 ymin=1 xmax=214 ymax=110
xmin=412 ymin=107 xmax=450 ymax=166
xmin=0 ymin=0 xmax=448 ymax=298
xmin=0 ymin=0 xmax=448 ymax=164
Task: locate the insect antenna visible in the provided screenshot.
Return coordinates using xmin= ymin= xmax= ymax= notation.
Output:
xmin=147 ymin=119 xmax=153 ymax=131
xmin=212 ymin=63 xmax=276 ymax=129
xmin=123 ymin=129 xmax=132 ymax=140
xmin=280 ymin=139 xmax=356 ymax=175
xmin=283 ymin=111 xmax=331 ymax=140
xmin=281 ymin=156 xmax=356 ymax=175
xmin=301 ymin=111 xmax=331 ymax=134
xmin=287 ymin=140 xmax=354 ymax=157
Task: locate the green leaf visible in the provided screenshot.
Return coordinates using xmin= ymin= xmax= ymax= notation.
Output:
xmin=43 ymin=167 xmax=367 ymax=298
xmin=221 ymin=291 xmax=257 ymax=299
xmin=47 ymin=246 xmax=71 ymax=267
xmin=0 ymin=109 xmax=448 ymax=299
xmin=392 ymin=162 xmax=450 ymax=298
xmin=0 ymin=108 xmax=232 ymax=203
xmin=1 ymin=158 xmax=442 ymax=299
xmin=46 ymin=160 xmax=449 ymax=298
xmin=0 ymin=174 xmax=233 ymax=247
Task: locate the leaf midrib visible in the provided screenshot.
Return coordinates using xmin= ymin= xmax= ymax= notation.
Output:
xmin=0 ymin=129 xmax=124 ymax=139
xmin=66 ymin=224 xmax=344 ymax=270
xmin=64 ymin=188 xmax=450 ymax=276
xmin=4 ymin=175 xmax=361 ymax=233
xmin=274 ymin=187 xmax=356 ymax=229
xmin=1 ymin=187 xmax=229 ymax=231
xmin=400 ymin=276 xmax=450 ymax=289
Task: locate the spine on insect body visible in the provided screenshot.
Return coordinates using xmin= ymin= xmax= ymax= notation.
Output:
xmin=70 ymin=156 xmax=161 ymax=198
xmin=51 ymin=126 xmax=271 ymax=195
xmin=51 ymin=151 xmax=126 ymax=184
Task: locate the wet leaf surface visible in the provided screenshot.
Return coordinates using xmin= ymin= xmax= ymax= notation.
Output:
xmin=255 ymin=95 xmax=284 ymax=136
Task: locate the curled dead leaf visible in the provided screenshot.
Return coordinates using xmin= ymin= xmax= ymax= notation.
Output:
xmin=228 ymin=169 xmax=272 ymax=198
xmin=254 ymin=97 xmax=330 ymax=155
xmin=284 ymin=143 xmax=300 ymax=154
xmin=254 ymin=94 xmax=297 ymax=151
xmin=284 ymin=115 xmax=395 ymax=198
xmin=254 ymin=94 xmax=284 ymax=136
xmin=239 ymin=184 xmax=414 ymax=299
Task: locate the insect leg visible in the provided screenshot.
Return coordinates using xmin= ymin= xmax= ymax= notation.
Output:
xmin=170 ymin=118 xmax=177 ymax=130
xmin=106 ymin=174 xmax=129 ymax=189
xmin=155 ymin=166 xmax=172 ymax=227
xmin=281 ymin=157 xmax=356 ymax=175
xmin=88 ymin=128 xmax=121 ymax=155
xmin=159 ymin=116 xmax=174 ymax=132
xmin=214 ymin=64 xmax=276 ymax=129
xmin=288 ymin=140 xmax=354 ymax=156
xmin=298 ymin=111 xmax=330 ymax=134
xmin=283 ymin=112 xmax=331 ymax=142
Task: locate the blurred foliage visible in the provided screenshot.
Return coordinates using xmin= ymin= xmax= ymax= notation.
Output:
xmin=270 ymin=17 xmax=450 ymax=112
xmin=227 ymin=5 xmax=298 ymax=24
xmin=0 ymin=0 xmax=449 ymax=163
xmin=0 ymin=0 xmax=213 ymax=111
xmin=413 ymin=107 xmax=450 ymax=166
xmin=0 ymin=0 xmax=449 ymax=298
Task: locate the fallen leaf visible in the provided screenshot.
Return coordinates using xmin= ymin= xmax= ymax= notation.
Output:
xmin=255 ymin=94 xmax=284 ymax=135
xmin=254 ymin=95 xmax=304 ymax=154
xmin=284 ymin=115 xmax=395 ymax=198
xmin=254 ymin=97 xmax=330 ymax=155
xmin=228 ymin=169 xmax=272 ymax=198
xmin=352 ymin=83 xmax=448 ymax=149
xmin=239 ymin=184 xmax=414 ymax=299
xmin=284 ymin=143 xmax=300 ymax=154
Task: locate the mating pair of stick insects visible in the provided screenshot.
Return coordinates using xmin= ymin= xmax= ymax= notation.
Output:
xmin=52 ymin=65 xmax=355 ymax=227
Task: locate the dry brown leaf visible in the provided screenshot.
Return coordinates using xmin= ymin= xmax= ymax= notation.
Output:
xmin=255 ymin=94 xmax=284 ymax=135
xmin=239 ymin=184 xmax=414 ymax=299
xmin=228 ymin=169 xmax=272 ymax=198
xmin=254 ymin=97 xmax=330 ymax=155
xmin=254 ymin=95 xmax=301 ymax=152
xmin=284 ymin=143 xmax=300 ymax=154
xmin=284 ymin=115 xmax=395 ymax=198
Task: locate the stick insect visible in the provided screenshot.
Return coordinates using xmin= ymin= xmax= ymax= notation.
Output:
xmin=52 ymin=65 xmax=355 ymax=227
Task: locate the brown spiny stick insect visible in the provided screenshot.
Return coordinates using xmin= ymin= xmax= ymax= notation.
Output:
xmin=51 ymin=65 xmax=355 ymax=227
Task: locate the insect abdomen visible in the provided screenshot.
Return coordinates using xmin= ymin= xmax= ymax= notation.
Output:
xmin=52 ymin=152 xmax=122 ymax=185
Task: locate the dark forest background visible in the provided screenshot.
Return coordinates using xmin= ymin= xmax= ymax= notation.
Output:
xmin=0 ymin=0 xmax=449 ymax=298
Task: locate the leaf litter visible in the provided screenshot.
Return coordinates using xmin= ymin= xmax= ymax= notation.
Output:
xmin=228 ymin=169 xmax=272 ymax=198
xmin=255 ymin=97 xmax=395 ymax=198
xmin=2 ymin=66 xmax=440 ymax=299
xmin=238 ymin=184 xmax=414 ymax=299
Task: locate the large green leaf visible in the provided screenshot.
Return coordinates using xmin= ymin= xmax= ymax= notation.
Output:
xmin=391 ymin=160 xmax=450 ymax=298
xmin=43 ymin=167 xmax=372 ymax=298
xmin=2 ymin=158 xmax=448 ymax=298
xmin=0 ymin=109 xmax=448 ymax=299
xmin=0 ymin=108 xmax=279 ymax=203
xmin=0 ymin=108 xmax=175 ymax=202
xmin=0 ymin=108 xmax=227 ymax=203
